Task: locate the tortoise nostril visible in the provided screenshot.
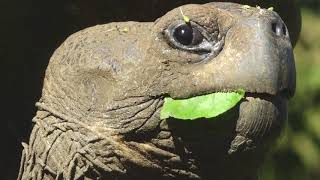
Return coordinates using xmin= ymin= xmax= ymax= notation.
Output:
xmin=271 ymin=22 xmax=286 ymax=37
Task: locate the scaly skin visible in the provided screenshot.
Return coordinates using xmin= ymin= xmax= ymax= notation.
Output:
xmin=19 ymin=3 xmax=295 ymax=180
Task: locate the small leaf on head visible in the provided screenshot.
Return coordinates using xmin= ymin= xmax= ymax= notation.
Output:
xmin=179 ymin=7 xmax=190 ymax=23
xmin=268 ymin=7 xmax=274 ymax=11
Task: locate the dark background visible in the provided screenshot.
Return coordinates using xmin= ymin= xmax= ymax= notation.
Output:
xmin=0 ymin=0 xmax=319 ymax=179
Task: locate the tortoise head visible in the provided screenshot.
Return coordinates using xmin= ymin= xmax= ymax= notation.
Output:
xmin=37 ymin=2 xmax=295 ymax=179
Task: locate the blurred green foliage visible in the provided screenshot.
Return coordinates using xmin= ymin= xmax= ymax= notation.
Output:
xmin=259 ymin=8 xmax=320 ymax=180
xmin=296 ymin=0 xmax=320 ymax=11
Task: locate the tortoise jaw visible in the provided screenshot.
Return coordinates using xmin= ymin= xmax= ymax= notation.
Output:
xmin=230 ymin=93 xmax=288 ymax=153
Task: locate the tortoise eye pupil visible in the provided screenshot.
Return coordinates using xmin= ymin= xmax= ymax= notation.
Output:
xmin=173 ymin=24 xmax=194 ymax=45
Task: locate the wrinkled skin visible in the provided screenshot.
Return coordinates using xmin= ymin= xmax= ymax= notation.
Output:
xmin=18 ymin=3 xmax=295 ymax=180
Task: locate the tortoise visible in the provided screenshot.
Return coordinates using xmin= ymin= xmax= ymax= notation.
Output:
xmin=18 ymin=1 xmax=298 ymax=180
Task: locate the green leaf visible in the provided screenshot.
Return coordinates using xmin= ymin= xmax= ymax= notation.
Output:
xmin=160 ymin=89 xmax=245 ymax=120
xmin=268 ymin=7 xmax=274 ymax=11
xmin=179 ymin=7 xmax=190 ymax=23
xmin=182 ymin=15 xmax=190 ymax=23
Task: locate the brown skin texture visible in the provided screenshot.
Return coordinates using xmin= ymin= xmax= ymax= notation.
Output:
xmin=18 ymin=3 xmax=295 ymax=180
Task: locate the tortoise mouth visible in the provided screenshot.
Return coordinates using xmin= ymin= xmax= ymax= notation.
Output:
xmin=120 ymin=93 xmax=288 ymax=179
xmin=159 ymin=93 xmax=287 ymax=176
xmin=164 ymin=91 xmax=289 ymax=142
xmin=162 ymin=91 xmax=288 ymax=153
xmin=245 ymin=89 xmax=291 ymax=100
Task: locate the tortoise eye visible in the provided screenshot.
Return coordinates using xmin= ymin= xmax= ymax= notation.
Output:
xmin=164 ymin=21 xmax=224 ymax=57
xmin=173 ymin=24 xmax=204 ymax=46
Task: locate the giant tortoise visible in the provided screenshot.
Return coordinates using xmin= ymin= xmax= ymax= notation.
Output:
xmin=18 ymin=1 xmax=299 ymax=180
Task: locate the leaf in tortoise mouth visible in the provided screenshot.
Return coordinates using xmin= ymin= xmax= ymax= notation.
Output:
xmin=160 ymin=89 xmax=245 ymax=120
